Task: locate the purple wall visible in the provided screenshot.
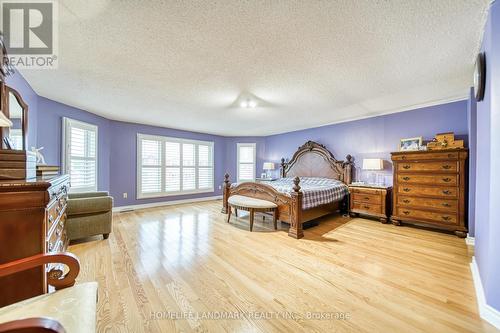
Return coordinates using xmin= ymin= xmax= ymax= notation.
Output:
xmin=5 ymin=71 xmax=38 ymax=148
xmin=475 ymin=0 xmax=500 ymax=312
xmin=36 ymin=97 xmax=112 ymax=192
xmin=264 ymin=101 xmax=468 ymax=185
xmin=467 ymin=88 xmax=477 ymax=237
xmin=109 ymin=121 xmax=227 ymax=207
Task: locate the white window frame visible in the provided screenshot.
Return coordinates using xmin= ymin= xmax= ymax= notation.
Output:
xmin=137 ymin=133 xmax=214 ymax=199
xmin=237 ymin=143 xmax=256 ymax=182
xmin=62 ymin=117 xmax=98 ymax=193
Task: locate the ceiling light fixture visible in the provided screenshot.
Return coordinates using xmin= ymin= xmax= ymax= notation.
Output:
xmin=240 ymin=99 xmax=257 ymax=108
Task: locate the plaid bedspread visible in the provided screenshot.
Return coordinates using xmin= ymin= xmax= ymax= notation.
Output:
xmin=232 ymin=177 xmax=348 ymax=210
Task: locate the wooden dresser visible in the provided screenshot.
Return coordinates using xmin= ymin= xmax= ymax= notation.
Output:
xmin=390 ymin=149 xmax=468 ymax=237
xmin=0 ymin=174 xmax=70 ymax=306
xmin=349 ymin=185 xmax=392 ymax=223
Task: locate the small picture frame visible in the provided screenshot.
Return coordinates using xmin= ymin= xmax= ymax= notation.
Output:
xmin=400 ymin=137 xmax=422 ymax=151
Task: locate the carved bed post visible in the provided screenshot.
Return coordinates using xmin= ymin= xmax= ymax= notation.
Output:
xmin=280 ymin=158 xmax=286 ymax=178
xmin=343 ymin=154 xmax=354 ymax=184
xmin=221 ymin=173 xmax=231 ymax=213
xmin=288 ymin=177 xmax=304 ymax=239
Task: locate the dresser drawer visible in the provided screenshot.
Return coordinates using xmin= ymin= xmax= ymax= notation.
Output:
xmin=397 ymin=162 xmax=458 ymax=173
xmin=398 ymin=174 xmax=458 ymax=186
xmin=352 ymin=193 xmax=382 ymax=204
xmin=397 ymin=208 xmax=457 ymax=225
xmin=397 ymin=196 xmax=458 ymax=212
xmin=352 ymin=202 xmax=382 ymax=215
xmin=349 ymin=187 xmax=381 ymax=195
xmin=397 ymin=185 xmax=457 ymax=198
xmin=46 ymin=197 xmax=67 ymax=234
xmin=47 ymin=214 xmax=66 ymax=253
xmin=392 ymin=152 xmax=459 ymax=161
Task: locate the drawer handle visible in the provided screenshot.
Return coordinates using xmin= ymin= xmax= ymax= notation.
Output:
xmin=442 ymin=216 xmax=451 ymax=221
xmin=364 ymin=197 xmax=370 ymax=200
xmin=403 ymin=188 xmax=411 ymax=192
xmin=442 ymin=190 xmax=452 ymax=195
xmin=442 ymin=178 xmax=452 ymax=182
xmin=442 ymin=203 xmax=451 ymax=207
xmin=442 ymin=165 xmax=452 ymax=170
xmin=402 ymin=176 xmax=410 ymax=181
xmin=402 ymin=165 xmax=411 ymax=169
xmin=403 ymin=211 xmax=410 ymax=215
xmin=402 ymin=199 xmax=410 ymax=204
xmin=363 ymin=205 xmax=370 ymax=209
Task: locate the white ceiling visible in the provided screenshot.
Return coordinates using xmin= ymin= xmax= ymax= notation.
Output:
xmin=21 ymin=0 xmax=490 ymax=136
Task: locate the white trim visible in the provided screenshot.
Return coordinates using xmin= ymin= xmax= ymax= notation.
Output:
xmin=470 ymin=257 xmax=500 ymax=329
xmin=62 ymin=117 xmax=99 ymax=192
xmin=237 ymin=142 xmax=256 ymax=182
xmin=113 ymin=195 xmax=222 ymax=212
xmin=466 ymin=235 xmax=475 ymax=246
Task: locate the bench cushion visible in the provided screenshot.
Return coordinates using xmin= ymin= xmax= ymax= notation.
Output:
xmin=228 ymin=195 xmax=277 ymax=209
xmin=0 ymin=282 xmax=98 ymax=333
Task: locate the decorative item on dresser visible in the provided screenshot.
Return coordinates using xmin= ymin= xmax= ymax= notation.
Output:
xmin=390 ymin=149 xmax=468 ymax=238
xmin=349 ymin=184 xmax=392 ymax=223
xmin=0 ymin=174 xmax=70 ymax=307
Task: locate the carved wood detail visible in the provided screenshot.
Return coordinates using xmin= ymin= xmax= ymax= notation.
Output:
xmin=280 ymin=141 xmax=353 ymax=184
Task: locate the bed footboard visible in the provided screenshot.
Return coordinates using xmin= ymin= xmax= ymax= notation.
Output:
xmin=222 ymin=174 xmax=304 ymax=238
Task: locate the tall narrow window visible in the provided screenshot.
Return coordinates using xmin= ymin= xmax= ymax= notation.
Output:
xmin=137 ymin=134 xmax=214 ymax=198
xmin=237 ymin=143 xmax=256 ymax=182
xmin=63 ymin=118 xmax=98 ymax=192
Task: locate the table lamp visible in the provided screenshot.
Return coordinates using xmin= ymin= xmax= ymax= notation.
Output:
xmin=362 ymin=158 xmax=383 ymax=185
xmin=263 ymin=162 xmax=275 ymax=179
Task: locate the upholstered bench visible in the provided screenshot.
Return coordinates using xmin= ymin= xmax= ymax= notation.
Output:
xmin=227 ymin=195 xmax=278 ymax=231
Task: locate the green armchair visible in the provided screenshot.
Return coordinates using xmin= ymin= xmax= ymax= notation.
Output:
xmin=66 ymin=191 xmax=113 ymax=241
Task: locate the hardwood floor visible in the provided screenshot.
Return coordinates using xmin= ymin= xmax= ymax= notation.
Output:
xmin=70 ymin=200 xmax=497 ymax=333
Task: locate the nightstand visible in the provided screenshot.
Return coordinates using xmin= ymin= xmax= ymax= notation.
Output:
xmin=348 ymin=184 xmax=392 ymax=223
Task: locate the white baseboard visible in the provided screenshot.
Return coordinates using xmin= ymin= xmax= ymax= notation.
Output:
xmin=470 ymin=257 xmax=500 ymax=329
xmin=113 ymin=195 xmax=223 ymax=212
xmin=466 ymin=234 xmax=475 ymax=246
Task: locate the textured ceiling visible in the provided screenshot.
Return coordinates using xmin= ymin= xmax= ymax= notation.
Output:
xmin=20 ymin=0 xmax=490 ymax=136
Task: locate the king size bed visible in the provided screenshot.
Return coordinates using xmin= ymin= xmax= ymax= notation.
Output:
xmin=222 ymin=141 xmax=354 ymax=239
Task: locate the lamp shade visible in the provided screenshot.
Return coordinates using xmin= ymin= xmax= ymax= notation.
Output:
xmin=0 ymin=112 xmax=12 ymax=127
xmin=263 ymin=162 xmax=275 ymax=170
xmin=362 ymin=158 xmax=383 ymax=170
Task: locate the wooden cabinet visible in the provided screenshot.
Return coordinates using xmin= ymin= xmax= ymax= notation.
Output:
xmin=391 ymin=149 xmax=468 ymax=237
xmin=349 ymin=185 xmax=392 ymax=223
xmin=0 ymin=174 xmax=69 ymax=307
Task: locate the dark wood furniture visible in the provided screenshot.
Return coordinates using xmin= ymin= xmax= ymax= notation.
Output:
xmin=349 ymin=185 xmax=392 ymax=223
xmin=0 ymin=83 xmax=29 ymax=151
xmin=0 ymin=252 xmax=80 ymax=333
xmin=223 ymin=141 xmax=353 ymax=239
xmin=0 ymin=149 xmax=36 ymax=180
xmin=0 ymin=174 xmax=70 ymax=307
xmin=390 ymin=149 xmax=468 ymax=237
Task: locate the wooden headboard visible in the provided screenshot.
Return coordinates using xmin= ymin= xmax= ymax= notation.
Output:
xmin=280 ymin=141 xmax=354 ymax=184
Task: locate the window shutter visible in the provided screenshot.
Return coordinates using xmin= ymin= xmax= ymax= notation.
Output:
xmin=137 ymin=134 xmax=214 ymax=198
xmin=237 ymin=143 xmax=256 ymax=182
xmin=63 ymin=118 xmax=98 ymax=192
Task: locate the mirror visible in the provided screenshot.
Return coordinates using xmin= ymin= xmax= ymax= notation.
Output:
xmin=0 ymin=83 xmax=28 ymax=150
